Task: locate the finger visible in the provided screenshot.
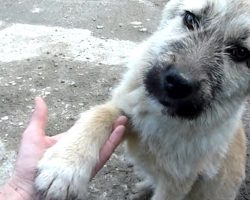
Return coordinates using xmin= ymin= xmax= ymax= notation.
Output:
xmin=28 ymin=97 xmax=48 ymax=130
xmin=44 ymin=133 xmax=66 ymax=147
xmin=50 ymin=132 xmax=66 ymax=143
xmin=92 ymin=125 xmax=126 ymax=178
xmin=112 ymin=116 xmax=128 ymax=129
xmin=106 ymin=125 xmax=126 ymax=150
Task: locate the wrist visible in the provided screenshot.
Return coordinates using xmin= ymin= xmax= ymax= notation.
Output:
xmin=0 ymin=175 xmax=34 ymax=200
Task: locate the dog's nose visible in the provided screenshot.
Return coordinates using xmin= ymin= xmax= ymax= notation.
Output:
xmin=163 ymin=68 xmax=194 ymax=99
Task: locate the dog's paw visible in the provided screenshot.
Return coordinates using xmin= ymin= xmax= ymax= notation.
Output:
xmin=130 ymin=180 xmax=154 ymax=200
xmin=35 ymin=149 xmax=94 ymax=200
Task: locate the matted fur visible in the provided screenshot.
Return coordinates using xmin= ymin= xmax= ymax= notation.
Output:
xmin=35 ymin=0 xmax=249 ymax=199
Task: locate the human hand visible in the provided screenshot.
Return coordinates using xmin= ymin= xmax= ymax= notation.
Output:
xmin=2 ymin=97 xmax=64 ymax=200
xmin=92 ymin=115 xmax=127 ymax=177
xmin=1 ymin=97 xmax=127 ymax=200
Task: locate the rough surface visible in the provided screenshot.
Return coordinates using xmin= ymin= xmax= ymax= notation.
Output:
xmin=0 ymin=0 xmax=249 ymax=199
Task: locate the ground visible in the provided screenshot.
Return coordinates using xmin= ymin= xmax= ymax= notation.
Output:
xmin=0 ymin=0 xmax=249 ymax=199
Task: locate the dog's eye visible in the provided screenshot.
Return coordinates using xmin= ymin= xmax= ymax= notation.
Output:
xmin=227 ymin=45 xmax=250 ymax=63
xmin=183 ymin=11 xmax=199 ymax=30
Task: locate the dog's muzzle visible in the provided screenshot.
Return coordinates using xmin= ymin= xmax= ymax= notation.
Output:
xmin=144 ymin=65 xmax=205 ymax=119
xmin=163 ymin=67 xmax=196 ymax=100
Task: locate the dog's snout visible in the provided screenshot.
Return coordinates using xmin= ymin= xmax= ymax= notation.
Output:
xmin=163 ymin=68 xmax=194 ymax=99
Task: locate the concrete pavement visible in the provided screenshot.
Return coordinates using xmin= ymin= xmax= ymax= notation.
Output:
xmin=0 ymin=0 xmax=249 ymax=199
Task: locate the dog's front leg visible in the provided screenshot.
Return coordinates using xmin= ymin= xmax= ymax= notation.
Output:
xmin=35 ymin=103 xmax=121 ymax=200
xmin=152 ymin=176 xmax=195 ymax=200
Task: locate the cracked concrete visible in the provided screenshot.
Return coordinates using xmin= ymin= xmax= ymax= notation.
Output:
xmin=0 ymin=0 xmax=249 ymax=199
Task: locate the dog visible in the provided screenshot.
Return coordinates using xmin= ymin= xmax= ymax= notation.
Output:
xmin=35 ymin=0 xmax=249 ymax=199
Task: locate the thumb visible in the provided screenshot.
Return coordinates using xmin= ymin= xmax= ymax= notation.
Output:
xmin=28 ymin=97 xmax=48 ymax=130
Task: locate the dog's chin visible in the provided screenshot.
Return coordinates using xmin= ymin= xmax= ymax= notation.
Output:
xmin=159 ymin=99 xmax=204 ymax=120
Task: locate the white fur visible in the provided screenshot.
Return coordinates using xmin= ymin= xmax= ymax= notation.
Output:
xmin=113 ymin=72 xmax=244 ymax=179
xmin=35 ymin=0 xmax=248 ymax=199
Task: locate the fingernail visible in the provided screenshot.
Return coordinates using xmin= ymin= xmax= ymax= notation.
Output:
xmin=120 ymin=116 xmax=128 ymax=124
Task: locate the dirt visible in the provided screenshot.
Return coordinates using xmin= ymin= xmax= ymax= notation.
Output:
xmin=0 ymin=0 xmax=249 ymax=199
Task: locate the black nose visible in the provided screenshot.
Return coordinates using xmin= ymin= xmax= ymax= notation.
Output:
xmin=163 ymin=68 xmax=194 ymax=99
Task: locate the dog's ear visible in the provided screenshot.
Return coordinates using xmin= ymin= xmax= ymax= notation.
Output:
xmin=159 ymin=0 xmax=182 ymax=29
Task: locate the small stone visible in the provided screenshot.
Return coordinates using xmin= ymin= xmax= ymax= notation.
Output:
xmin=1 ymin=116 xmax=8 ymax=121
xmin=139 ymin=28 xmax=148 ymax=32
xmin=30 ymin=88 xmax=36 ymax=92
xmin=130 ymin=21 xmax=142 ymax=26
xmin=70 ymin=81 xmax=77 ymax=87
xmin=127 ymin=163 xmax=134 ymax=168
xmin=96 ymin=25 xmax=104 ymax=29
xmin=133 ymin=25 xmax=143 ymax=29
xmin=31 ymin=7 xmax=41 ymax=13
xmin=9 ymin=81 xmax=16 ymax=86
xmin=121 ymin=185 xmax=128 ymax=191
